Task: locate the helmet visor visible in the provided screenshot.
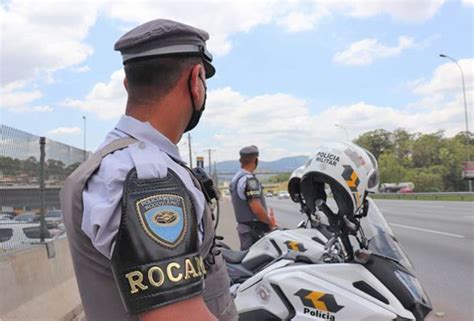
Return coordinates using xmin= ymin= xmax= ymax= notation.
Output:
xmin=364 ymin=149 xmax=380 ymax=190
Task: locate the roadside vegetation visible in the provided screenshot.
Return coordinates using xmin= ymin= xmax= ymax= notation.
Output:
xmin=354 ymin=129 xmax=473 ymax=192
xmin=263 ymin=129 xmax=473 ymax=194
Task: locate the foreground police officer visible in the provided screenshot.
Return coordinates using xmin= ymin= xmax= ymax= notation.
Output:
xmin=230 ymin=146 xmax=276 ymax=250
xmin=60 ymin=19 xmax=237 ymax=321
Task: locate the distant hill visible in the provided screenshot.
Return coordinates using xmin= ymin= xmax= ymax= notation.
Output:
xmin=206 ymin=155 xmax=309 ymax=182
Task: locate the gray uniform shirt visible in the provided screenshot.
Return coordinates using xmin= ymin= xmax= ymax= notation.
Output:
xmin=231 ymin=169 xmax=254 ymax=201
xmin=230 ymin=169 xmax=267 ymax=233
xmin=82 ymin=115 xmax=205 ymax=258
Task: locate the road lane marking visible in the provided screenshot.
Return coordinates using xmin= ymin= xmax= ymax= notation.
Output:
xmin=390 ymin=223 xmax=465 ymax=238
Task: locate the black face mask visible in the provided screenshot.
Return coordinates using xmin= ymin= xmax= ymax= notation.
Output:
xmin=184 ymin=74 xmax=207 ymax=133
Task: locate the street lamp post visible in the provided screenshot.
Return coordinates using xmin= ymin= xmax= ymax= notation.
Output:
xmin=439 ymin=54 xmax=472 ymax=192
xmin=335 ymin=124 xmax=349 ymax=142
xmin=82 ymin=116 xmax=87 ymax=161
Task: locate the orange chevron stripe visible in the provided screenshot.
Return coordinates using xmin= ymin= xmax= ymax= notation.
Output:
xmin=346 ymin=171 xmax=358 ymax=188
xmin=305 ymin=291 xmax=329 ymax=311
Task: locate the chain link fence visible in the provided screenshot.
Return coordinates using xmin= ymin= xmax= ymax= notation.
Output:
xmin=0 ymin=124 xmax=89 ymax=254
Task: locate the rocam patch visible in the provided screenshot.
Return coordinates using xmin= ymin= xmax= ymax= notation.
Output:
xmin=135 ymin=194 xmax=188 ymax=248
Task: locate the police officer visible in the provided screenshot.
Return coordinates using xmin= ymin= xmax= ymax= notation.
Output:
xmin=60 ymin=19 xmax=237 ymax=321
xmin=230 ymin=145 xmax=277 ymax=250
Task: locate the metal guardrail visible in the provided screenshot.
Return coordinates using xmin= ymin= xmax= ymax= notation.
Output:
xmin=373 ymin=192 xmax=474 ymax=201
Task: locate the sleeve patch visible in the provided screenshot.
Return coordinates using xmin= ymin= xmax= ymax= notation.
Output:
xmin=245 ymin=177 xmax=262 ymax=199
xmin=135 ymin=194 xmax=188 ymax=248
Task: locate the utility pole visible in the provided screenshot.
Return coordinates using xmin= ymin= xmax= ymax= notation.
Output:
xmin=187 ymin=133 xmax=193 ymax=167
xmin=334 ymin=124 xmax=349 ymax=142
xmin=82 ymin=116 xmax=87 ymax=161
xmin=39 ymin=137 xmax=47 ymax=242
xmin=213 ymin=160 xmax=219 ymax=187
xmin=440 ymin=54 xmax=472 ymax=192
xmin=204 ymin=149 xmax=216 ymax=176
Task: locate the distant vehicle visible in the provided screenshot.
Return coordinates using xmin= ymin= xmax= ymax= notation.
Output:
xmin=45 ymin=210 xmax=63 ymax=228
xmin=399 ymin=187 xmax=414 ymax=193
xmin=0 ymin=213 xmax=15 ymax=221
xmin=277 ymin=191 xmax=290 ymax=199
xmin=379 ymin=182 xmax=415 ymax=193
xmin=0 ymin=222 xmax=53 ymax=253
xmin=14 ymin=212 xmax=40 ymax=223
xmin=265 ymin=192 xmax=273 ymax=197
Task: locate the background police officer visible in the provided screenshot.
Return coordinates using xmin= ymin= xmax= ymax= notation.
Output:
xmin=229 ymin=145 xmax=277 ymax=250
xmin=60 ymin=19 xmax=237 ymax=321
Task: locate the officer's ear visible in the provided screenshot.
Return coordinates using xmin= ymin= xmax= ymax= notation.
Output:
xmin=123 ymin=77 xmax=129 ymax=92
xmin=189 ymin=64 xmax=206 ymax=104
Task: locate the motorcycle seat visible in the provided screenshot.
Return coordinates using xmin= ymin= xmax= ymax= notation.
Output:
xmin=221 ymin=248 xmax=249 ymax=264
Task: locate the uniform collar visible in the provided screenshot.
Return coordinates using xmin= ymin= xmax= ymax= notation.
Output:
xmin=240 ymin=168 xmax=253 ymax=175
xmin=115 ymin=115 xmax=182 ymax=161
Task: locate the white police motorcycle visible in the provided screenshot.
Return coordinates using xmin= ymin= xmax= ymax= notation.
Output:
xmin=220 ymin=166 xmax=331 ymax=283
xmin=222 ymin=142 xmax=432 ymax=320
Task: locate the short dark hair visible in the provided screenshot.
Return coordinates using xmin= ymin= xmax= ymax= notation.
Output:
xmin=124 ymin=54 xmax=202 ymax=103
xmin=240 ymin=155 xmax=257 ymax=166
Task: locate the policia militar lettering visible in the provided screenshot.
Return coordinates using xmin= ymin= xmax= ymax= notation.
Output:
xmin=230 ymin=146 xmax=277 ymax=251
xmin=60 ymin=19 xmax=237 ymax=321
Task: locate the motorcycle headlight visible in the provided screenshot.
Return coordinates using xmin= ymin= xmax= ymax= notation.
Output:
xmin=394 ymin=270 xmax=427 ymax=303
xmin=394 ymin=270 xmax=432 ymax=320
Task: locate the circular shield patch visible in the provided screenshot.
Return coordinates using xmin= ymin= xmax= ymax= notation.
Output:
xmin=135 ymin=194 xmax=188 ymax=248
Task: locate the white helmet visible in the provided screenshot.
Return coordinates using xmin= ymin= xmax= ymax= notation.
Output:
xmin=300 ymin=141 xmax=379 ymax=216
xmin=288 ymin=165 xmax=305 ymax=203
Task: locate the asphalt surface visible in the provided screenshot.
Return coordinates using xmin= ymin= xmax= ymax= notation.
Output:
xmin=262 ymin=198 xmax=474 ymax=321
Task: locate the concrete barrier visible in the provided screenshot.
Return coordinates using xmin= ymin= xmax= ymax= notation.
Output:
xmin=216 ymin=198 xmax=240 ymax=249
xmin=0 ymin=238 xmax=82 ymax=321
xmin=0 ymin=198 xmax=239 ymax=321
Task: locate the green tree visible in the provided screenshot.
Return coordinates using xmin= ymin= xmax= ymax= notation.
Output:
xmin=406 ymin=168 xmax=444 ymax=192
xmin=353 ymin=129 xmax=393 ymax=159
xmin=21 ymin=156 xmax=39 ymax=177
xmin=267 ymin=172 xmax=291 ymax=183
xmin=46 ymin=159 xmax=66 ymax=179
xmin=411 ymin=131 xmax=444 ymax=167
xmin=392 ymin=129 xmax=413 ymax=166
xmin=378 ymin=152 xmax=407 ymax=183
xmin=0 ymin=156 xmax=21 ymax=176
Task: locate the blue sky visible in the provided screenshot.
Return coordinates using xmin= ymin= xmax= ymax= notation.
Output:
xmin=1 ymin=0 xmax=473 ymax=162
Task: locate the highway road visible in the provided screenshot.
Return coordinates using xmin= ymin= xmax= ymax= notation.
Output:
xmin=266 ymin=198 xmax=474 ymax=321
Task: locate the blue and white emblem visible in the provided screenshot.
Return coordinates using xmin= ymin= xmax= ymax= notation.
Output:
xmin=135 ymin=194 xmax=188 ymax=248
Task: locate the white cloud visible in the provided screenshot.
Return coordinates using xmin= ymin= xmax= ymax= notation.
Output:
xmin=462 ymin=0 xmax=474 ymax=6
xmin=202 ymin=86 xmax=468 ymax=161
xmin=64 ymin=60 xmax=471 ymax=160
xmin=407 ymin=58 xmax=473 ymax=133
xmin=334 ymin=36 xmax=416 ymax=66
xmin=61 ymin=69 xmax=127 ymax=119
xmin=320 ymin=0 xmax=445 ymax=23
xmin=277 ymin=9 xmax=327 ymax=32
xmin=71 ymin=65 xmax=91 ymax=73
xmin=411 ymin=58 xmax=474 ymax=96
xmin=1 ymin=0 xmax=97 ymax=86
xmin=0 ymin=81 xmax=52 ymax=113
xmin=47 ymin=127 xmax=81 ymax=136
xmin=1 ymin=0 xmax=446 ymax=88
xmin=276 ymin=0 xmax=445 ymax=32
xmin=102 ymin=1 xmax=280 ymax=56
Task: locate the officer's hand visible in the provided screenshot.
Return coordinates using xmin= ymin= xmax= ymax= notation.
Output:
xmin=269 ymin=208 xmax=277 ymax=227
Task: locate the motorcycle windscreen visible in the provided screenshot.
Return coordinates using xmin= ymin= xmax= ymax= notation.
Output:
xmin=362 ymin=198 xmax=432 ymax=320
xmin=363 ymin=198 xmax=413 ymax=270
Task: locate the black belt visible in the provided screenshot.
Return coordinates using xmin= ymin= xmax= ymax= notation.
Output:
xmin=241 ymin=221 xmax=270 ymax=231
